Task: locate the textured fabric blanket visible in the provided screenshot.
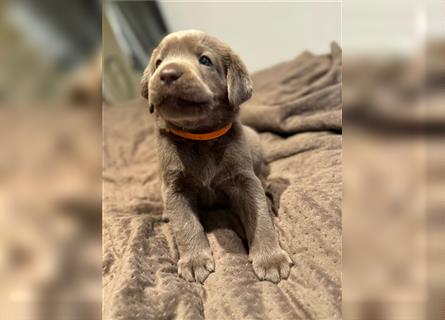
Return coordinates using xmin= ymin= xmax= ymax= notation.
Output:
xmin=103 ymin=43 xmax=342 ymax=320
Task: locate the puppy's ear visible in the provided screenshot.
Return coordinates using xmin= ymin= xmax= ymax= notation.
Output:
xmin=227 ymin=51 xmax=253 ymax=107
xmin=140 ymin=48 xmax=158 ymax=113
xmin=140 ymin=66 xmax=150 ymax=100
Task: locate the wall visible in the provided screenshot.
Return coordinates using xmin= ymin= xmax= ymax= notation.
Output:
xmin=159 ymin=2 xmax=341 ymax=72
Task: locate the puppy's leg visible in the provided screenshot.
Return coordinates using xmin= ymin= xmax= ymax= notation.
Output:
xmin=225 ymin=173 xmax=293 ymax=283
xmin=164 ymin=185 xmax=214 ymax=283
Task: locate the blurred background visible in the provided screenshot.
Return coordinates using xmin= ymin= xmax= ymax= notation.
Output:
xmin=0 ymin=1 xmax=102 ymax=320
xmin=342 ymin=0 xmax=445 ymax=319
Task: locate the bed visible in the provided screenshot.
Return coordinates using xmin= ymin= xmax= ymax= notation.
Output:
xmin=103 ymin=43 xmax=342 ymax=320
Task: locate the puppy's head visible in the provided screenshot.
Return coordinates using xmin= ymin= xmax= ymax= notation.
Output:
xmin=141 ymin=30 xmax=252 ymax=128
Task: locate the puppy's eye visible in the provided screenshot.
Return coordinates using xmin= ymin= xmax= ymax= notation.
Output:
xmin=199 ymin=55 xmax=213 ymax=67
xmin=155 ymin=59 xmax=162 ymax=69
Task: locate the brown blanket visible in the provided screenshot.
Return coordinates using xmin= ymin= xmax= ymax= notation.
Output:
xmin=103 ymin=43 xmax=342 ymax=320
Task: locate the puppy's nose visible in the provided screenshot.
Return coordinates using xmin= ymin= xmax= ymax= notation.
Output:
xmin=160 ymin=68 xmax=182 ymax=84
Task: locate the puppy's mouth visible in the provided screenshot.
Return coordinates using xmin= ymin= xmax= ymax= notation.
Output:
xmin=152 ymin=94 xmax=212 ymax=121
xmin=162 ymin=96 xmax=209 ymax=108
xmin=150 ymin=87 xmax=212 ymax=107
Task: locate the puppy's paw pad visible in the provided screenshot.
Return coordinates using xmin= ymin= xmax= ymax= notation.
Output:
xmin=178 ymin=251 xmax=215 ymax=283
xmin=251 ymin=248 xmax=293 ymax=283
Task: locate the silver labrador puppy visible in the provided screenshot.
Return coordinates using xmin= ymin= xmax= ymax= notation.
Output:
xmin=141 ymin=30 xmax=292 ymax=283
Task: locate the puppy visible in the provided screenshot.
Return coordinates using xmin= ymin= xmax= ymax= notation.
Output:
xmin=141 ymin=30 xmax=292 ymax=283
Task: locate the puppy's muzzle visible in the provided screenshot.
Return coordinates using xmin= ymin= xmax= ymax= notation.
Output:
xmin=160 ymin=67 xmax=183 ymax=85
xmin=149 ymin=61 xmax=214 ymax=121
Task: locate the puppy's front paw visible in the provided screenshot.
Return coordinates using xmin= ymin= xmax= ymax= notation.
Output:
xmin=250 ymin=247 xmax=293 ymax=283
xmin=178 ymin=249 xmax=215 ymax=283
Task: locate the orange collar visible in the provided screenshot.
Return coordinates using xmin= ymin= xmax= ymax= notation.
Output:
xmin=165 ymin=123 xmax=232 ymax=141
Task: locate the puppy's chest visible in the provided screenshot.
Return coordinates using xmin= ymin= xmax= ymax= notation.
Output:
xmin=178 ymin=144 xmax=225 ymax=188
